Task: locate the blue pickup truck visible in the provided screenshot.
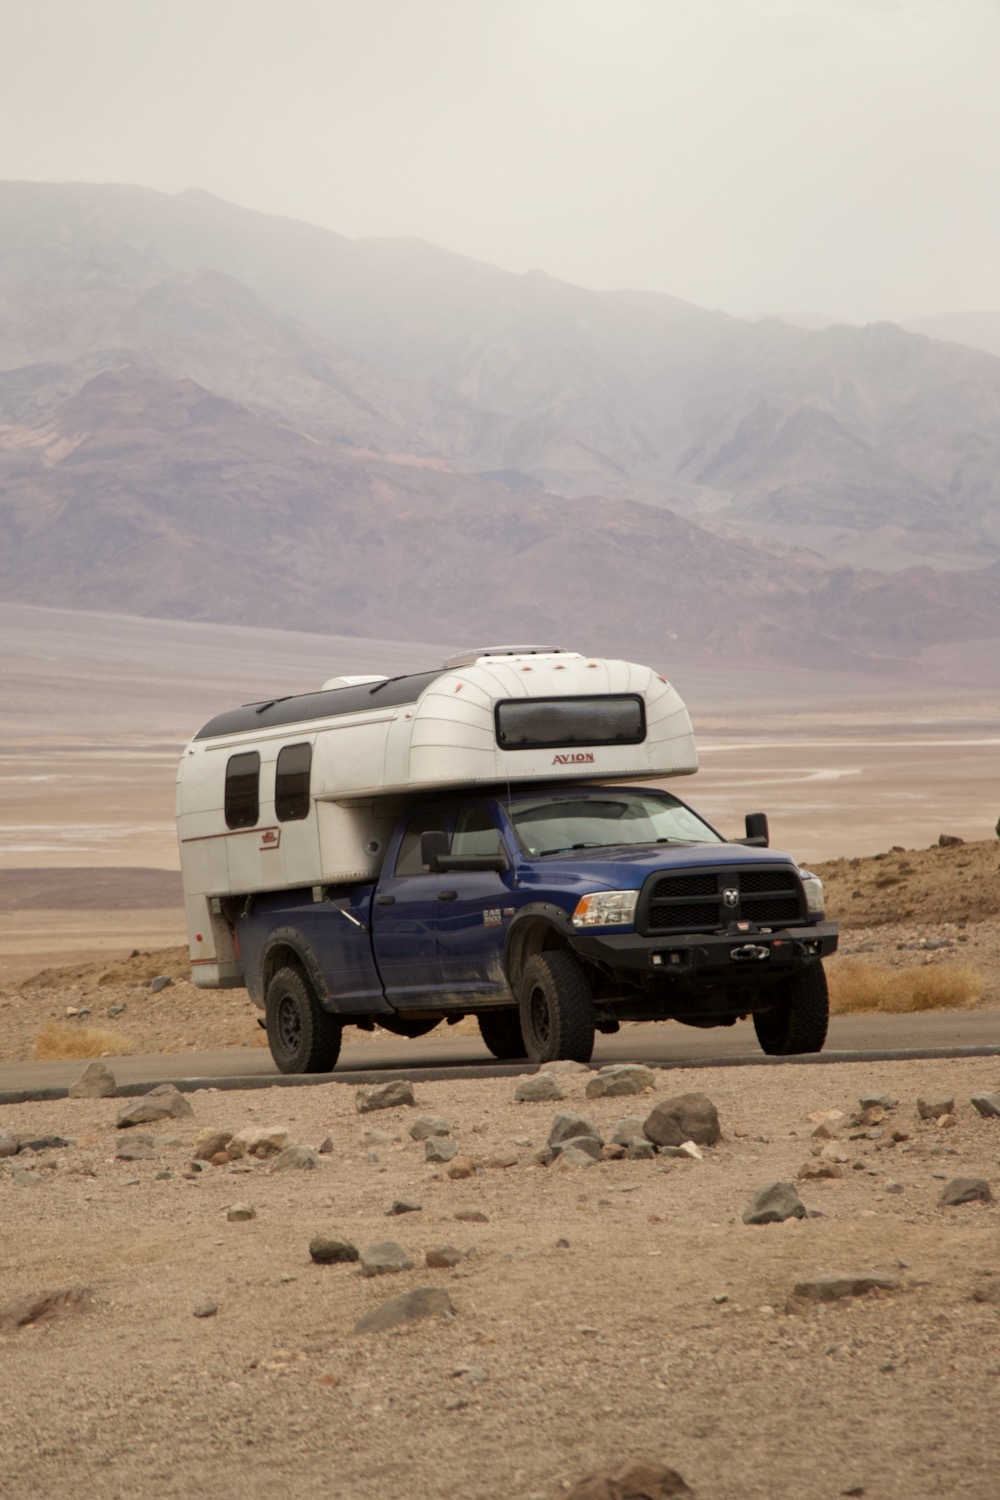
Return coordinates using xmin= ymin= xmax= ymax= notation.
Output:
xmin=236 ymin=781 xmax=837 ymax=1072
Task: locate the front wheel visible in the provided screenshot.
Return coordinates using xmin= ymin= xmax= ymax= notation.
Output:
xmin=477 ymin=1008 xmax=527 ymax=1060
xmin=518 ymin=951 xmax=596 ymax=1065
xmin=265 ymin=966 xmax=342 ymax=1074
xmin=752 ymin=963 xmax=829 ymax=1056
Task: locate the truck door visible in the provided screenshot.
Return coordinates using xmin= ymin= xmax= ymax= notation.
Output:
xmin=429 ymin=805 xmax=513 ymax=1003
xmin=371 ymin=804 xmax=459 ymax=1006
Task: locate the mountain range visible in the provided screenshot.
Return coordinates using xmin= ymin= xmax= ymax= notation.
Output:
xmin=1 ymin=179 xmax=999 ymax=673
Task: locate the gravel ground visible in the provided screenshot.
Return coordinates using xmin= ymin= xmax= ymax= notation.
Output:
xmin=3 ymin=1057 xmax=1000 ymax=1500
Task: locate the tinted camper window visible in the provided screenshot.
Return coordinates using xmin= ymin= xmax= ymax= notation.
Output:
xmin=275 ymin=743 xmax=312 ymax=822
xmin=225 ymin=751 xmax=260 ymax=829
xmin=495 ymin=695 xmax=645 ymax=750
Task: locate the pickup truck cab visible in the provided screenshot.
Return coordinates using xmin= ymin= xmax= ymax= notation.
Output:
xmin=176 ymin=647 xmax=837 ymax=1072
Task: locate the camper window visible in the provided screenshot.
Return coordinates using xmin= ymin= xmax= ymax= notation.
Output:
xmin=225 ymin=751 xmax=260 ymax=829
xmin=495 ymin=694 xmax=645 ymax=750
xmin=275 ymin=743 xmax=312 ymax=822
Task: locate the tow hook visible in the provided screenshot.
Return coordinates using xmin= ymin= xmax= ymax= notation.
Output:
xmin=731 ymin=944 xmax=770 ymax=962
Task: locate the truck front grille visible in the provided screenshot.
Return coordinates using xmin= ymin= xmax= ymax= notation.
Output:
xmin=638 ymin=865 xmax=805 ymax=935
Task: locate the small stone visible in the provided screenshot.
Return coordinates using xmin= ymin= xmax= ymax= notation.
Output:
xmin=610 ymin=1117 xmax=645 ymax=1145
xmin=743 ymin=1181 xmax=807 ymax=1225
xmin=939 ymin=1177 xmax=992 ymax=1206
xmin=409 ymin=1115 xmax=451 ymax=1140
xmin=859 ymin=1093 xmax=897 ymax=1110
xmin=356 ymin=1080 xmax=416 ymax=1114
xmin=971 ymin=1281 xmax=1000 ymax=1304
xmin=309 ymin=1237 xmax=359 ymax=1265
xmin=425 ymin=1137 xmax=459 ymax=1163
xmin=353 ymin=1287 xmax=455 ymax=1336
xmin=117 ymin=1084 xmax=193 ymax=1128
xmin=192 ymin=1129 xmax=234 ymax=1161
xmin=790 ymin=1272 xmax=900 ymax=1304
xmin=971 ymin=1093 xmax=1000 ymax=1119
xmin=386 ymin=1199 xmax=422 ymax=1215
xmin=115 ymin=1141 xmax=157 ymax=1162
xmin=0 ymin=1128 xmax=19 ymax=1158
xmin=67 ymin=1061 xmax=117 ymax=1099
xmin=193 ymin=1302 xmax=218 ymax=1318
xmin=149 ymin=975 xmax=173 ymax=993
xmin=551 ymin=1134 xmax=603 ymax=1162
xmin=0 ymin=1286 xmax=92 ymax=1331
xmin=455 ymin=1210 xmax=489 ymax=1223
xmin=514 ymin=1073 xmax=565 ymax=1103
xmin=426 ymin=1246 xmax=463 ymax=1268
xmin=938 ymin=833 xmax=964 ymax=847
xmin=917 ymin=1097 xmax=954 ymax=1121
xmin=554 ymin=1145 xmax=598 ymax=1169
xmin=820 ymin=1143 xmax=851 ymax=1163
xmin=318 ymin=1136 xmax=334 ymax=1154
xmin=602 ymin=1143 xmax=627 ymax=1160
xmin=360 ymin=1241 xmax=414 ymax=1277
xmin=546 ymin=1060 xmax=591 ymax=1075
xmin=209 ymin=1151 xmax=231 ymax=1167
xmin=226 ymin=1204 xmax=256 ymax=1222
xmin=548 ymin=1113 xmax=603 ymax=1149
xmin=484 ymin=1152 xmax=518 ymax=1169
xmin=446 ymin=1156 xmax=478 ymax=1180
xmin=644 ymin=1092 xmax=721 ymax=1147
xmin=859 ymin=1106 xmax=886 ymax=1126
xmin=270 ymin=1145 xmax=319 ymax=1171
xmin=798 ymin=1160 xmax=844 ymax=1180
xmin=626 ymin=1139 xmax=655 ymax=1161
xmin=227 ymin=1125 xmax=290 ymax=1159
xmin=563 ymin=1459 xmax=694 ymax=1499
xmin=584 ymin=1064 xmax=657 ymax=1099
xmin=11 ymin=1167 xmax=44 ymax=1185
xmin=811 ymin=1121 xmax=840 ymax=1140
xmin=106 ymin=1004 xmax=126 ymax=1018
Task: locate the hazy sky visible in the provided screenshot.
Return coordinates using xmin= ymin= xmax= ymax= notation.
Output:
xmin=2 ymin=0 xmax=997 ymax=323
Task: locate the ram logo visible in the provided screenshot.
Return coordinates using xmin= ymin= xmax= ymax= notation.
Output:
xmin=552 ymin=752 xmax=595 ymax=765
xmin=723 ymin=888 xmax=739 ymax=908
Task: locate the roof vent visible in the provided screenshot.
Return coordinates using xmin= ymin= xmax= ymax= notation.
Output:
xmin=321 ymin=674 xmax=388 ymax=690
xmin=442 ymin=645 xmax=565 ymax=670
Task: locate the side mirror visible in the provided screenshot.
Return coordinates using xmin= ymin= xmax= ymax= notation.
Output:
xmin=738 ymin=812 xmax=769 ymax=848
xmin=420 ymin=829 xmax=450 ymax=872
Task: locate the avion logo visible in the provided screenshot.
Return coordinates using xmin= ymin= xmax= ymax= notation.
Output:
xmin=552 ymin=752 xmax=595 ymax=765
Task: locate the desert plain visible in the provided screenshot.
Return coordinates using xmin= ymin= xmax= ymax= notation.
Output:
xmin=2 ymin=604 xmax=1000 ymax=1500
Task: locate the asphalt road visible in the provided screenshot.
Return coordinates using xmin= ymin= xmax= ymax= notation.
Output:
xmin=3 ymin=1009 xmax=1000 ymax=1101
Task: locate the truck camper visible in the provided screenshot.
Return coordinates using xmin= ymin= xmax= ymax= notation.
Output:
xmin=176 ymin=646 xmax=837 ymax=1072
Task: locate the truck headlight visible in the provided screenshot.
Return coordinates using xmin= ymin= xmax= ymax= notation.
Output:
xmin=571 ymin=890 xmax=639 ymax=928
xmin=799 ymin=869 xmax=825 ymax=916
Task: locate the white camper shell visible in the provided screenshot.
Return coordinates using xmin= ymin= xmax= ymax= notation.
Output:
xmin=176 ymin=648 xmax=697 ymax=988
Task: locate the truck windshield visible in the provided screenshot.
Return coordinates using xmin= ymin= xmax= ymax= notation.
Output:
xmin=510 ymin=791 xmax=723 ymax=856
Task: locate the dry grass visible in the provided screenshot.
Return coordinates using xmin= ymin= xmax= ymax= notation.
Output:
xmin=829 ymin=959 xmax=983 ymax=1016
xmin=32 ymin=1024 xmax=135 ymax=1060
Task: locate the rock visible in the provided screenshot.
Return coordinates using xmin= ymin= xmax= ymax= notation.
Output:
xmin=425 ymin=1137 xmax=459 ymax=1163
xmin=602 ymin=1143 xmax=627 ymax=1160
xmin=67 ymin=1061 xmax=117 ymax=1099
xmin=149 ymin=975 xmax=173 ymax=993
xmin=115 ymin=1141 xmax=157 ymax=1161
xmin=610 ymin=1117 xmax=646 ymax=1146
xmin=562 ymin=1458 xmax=694 ymax=1499
xmin=309 ymin=1237 xmax=359 ymax=1265
xmin=0 ymin=1286 xmax=92 ymax=1332
xmin=554 ymin=1145 xmax=599 ymax=1169
xmin=409 ymin=1115 xmax=451 ymax=1140
xmin=192 ymin=1129 xmax=234 ymax=1161
xmin=790 ymin=1272 xmax=900 ymax=1304
xmin=658 ymin=1140 xmax=702 ymax=1160
xmin=356 ymin=1080 xmax=416 ymax=1114
xmin=353 ymin=1287 xmax=455 ymax=1336
xmin=546 ymin=1060 xmax=592 ymax=1075
xmin=644 ymin=1092 xmax=721 ymax=1148
xmin=226 ymin=1203 xmax=256 ymax=1222
xmin=798 ymin=1160 xmax=845 ymax=1180
xmin=106 ymin=1004 xmax=126 ymax=1018
xmin=819 ymin=1143 xmax=850 ymax=1163
xmin=446 ymin=1156 xmax=478 ymax=1180
xmin=227 ymin=1125 xmax=290 ymax=1159
xmin=938 ymin=833 xmax=964 ymax=847
xmin=270 ymin=1145 xmax=320 ymax=1171
xmin=548 ymin=1113 xmax=603 ymax=1149
xmin=0 ymin=1127 xmax=19 ymax=1158
xmin=585 ymin=1064 xmax=657 ymax=1099
xmin=318 ymin=1136 xmax=334 ymax=1154
xmin=859 ymin=1093 xmax=897 ymax=1110
xmin=743 ymin=1181 xmax=807 ymax=1224
xmin=386 ymin=1199 xmax=422 ymax=1215
xmin=17 ymin=1135 xmax=72 ymax=1153
xmin=193 ymin=1301 xmax=218 ymax=1318
xmin=811 ymin=1121 xmax=840 ymax=1140
xmin=551 ymin=1134 xmax=603 ymax=1162
xmin=971 ymin=1093 xmax=1000 ymax=1119
xmin=426 ymin=1245 xmax=463 ymax=1268
xmin=360 ymin=1241 xmax=415 ymax=1277
xmin=514 ymin=1073 xmax=565 ymax=1103
xmin=484 ymin=1152 xmax=519 ymax=1169
xmin=626 ymin=1139 xmax=655 ymax=1161
xmin=455 ymin=1210 xmax=489 ymax=1223
xmin=917 ymin=1097 xmax=955 ymax=1120
xmin=939 ymin=1177 xmax=992 ymax=1206
xmin=11 ymin=1167 xmax=43 ymax=1186
xmin=117 ymin=1085 xmax=193 ymax=1128
xmin=971 ymin=1280 xmax=1000 ymax=1304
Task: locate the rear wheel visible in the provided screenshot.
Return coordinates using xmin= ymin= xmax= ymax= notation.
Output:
xmin=519 ymin=951 xmax=596 ymax=1064
xmin=477 ymin=1009 xmax=527 ymax=1060
xmin=265 ymin=966 xmax=342 ymax=1074
xmin=752 ymin=963 xmax=829 ymax=1056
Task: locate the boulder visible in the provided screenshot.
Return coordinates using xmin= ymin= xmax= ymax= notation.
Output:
xmin=644 ymin=1093 xmax=721 ymax=1148
xmin=68 ymin=1061 xmax=117 ymax=1099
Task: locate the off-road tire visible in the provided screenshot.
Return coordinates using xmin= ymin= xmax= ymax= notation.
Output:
xmin=477 ymin=1009 xmax=527 ymax=1060
xmin=752 ymin=962 xmax=829 ymax=1056
xmin=265 ymin=965 xmax=342 ymax=1074
xmin=519 ymin=951 xmax=596 ymax=1064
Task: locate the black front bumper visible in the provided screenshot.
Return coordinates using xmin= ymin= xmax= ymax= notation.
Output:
xmin=570 ymin=920 xmax=838 ymax=981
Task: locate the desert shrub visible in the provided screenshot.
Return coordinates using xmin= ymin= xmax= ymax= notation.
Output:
xmin=829 ymin=959 xmax=982 ymax=1015
xmin=32 ymin=1024 xmax=134 ymax=1060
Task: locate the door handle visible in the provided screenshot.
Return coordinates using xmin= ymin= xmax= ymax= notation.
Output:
xmin=437 ymin=890 xmax=458 ymax=901
xmin=375 ymin=894 xmax=395 ymax=906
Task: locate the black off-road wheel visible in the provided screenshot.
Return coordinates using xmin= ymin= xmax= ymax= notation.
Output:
xmin=518 ymin=951 xmax=596 ymax=1065
xmin=265 ymin=965 xmax=342 ymax=1074
xmin=477 ymin=1008 xmax=527 ymax=1060
xmin=752 ymin=963 xmax=829 ymax=1056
